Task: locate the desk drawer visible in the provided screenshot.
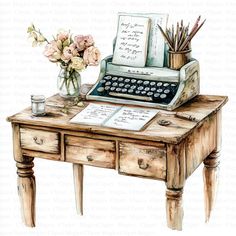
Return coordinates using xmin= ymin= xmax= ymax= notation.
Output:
xmin=65 ymin=136 xmax=116 ymax=168
xmin=119 ymin=142 xmax=166 ymax=180
xmin=20 ymin=128 xmax=60 ymax=153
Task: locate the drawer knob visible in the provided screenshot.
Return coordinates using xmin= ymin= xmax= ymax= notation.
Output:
xmin=33 ymin=136 xmax=44 ymax=145
xmin=87 ymin=155 xmax=94 ymax=162
xmin=138 ymin=158 xmax=149 ymax=170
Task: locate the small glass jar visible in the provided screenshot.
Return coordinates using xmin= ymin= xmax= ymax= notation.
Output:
xmin=31 ymin=95 xmax=46 ymax=116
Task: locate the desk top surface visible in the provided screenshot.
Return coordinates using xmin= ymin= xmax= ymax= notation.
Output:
xmin=7 ymin=94 xmax=228 ymax=144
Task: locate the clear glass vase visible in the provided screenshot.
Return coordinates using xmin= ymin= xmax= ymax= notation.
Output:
xmin=57 ymin=66 xmax=81 ymax=98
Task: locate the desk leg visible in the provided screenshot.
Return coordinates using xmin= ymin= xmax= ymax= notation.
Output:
xmin=166 ymin=188 xmax=183 ymax=230
xmin=73 ymin=164 xmax=83 ymax=215
xmin=203 ymin=151 xmax=220 ymax=222
xmin=203 ymin=110 xmax=221 ymax=222
xmin=16 ymin=157 xmax=36 ymax=227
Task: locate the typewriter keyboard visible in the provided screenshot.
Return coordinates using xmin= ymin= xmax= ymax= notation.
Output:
xmin=90 ymin=74 xmax=179 ymax=104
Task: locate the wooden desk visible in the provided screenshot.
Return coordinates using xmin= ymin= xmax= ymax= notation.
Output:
xmin=7 ymin=94 xmax=228 ymax=230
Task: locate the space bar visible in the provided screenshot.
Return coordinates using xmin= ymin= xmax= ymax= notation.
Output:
xmin=109 ymin=92 xmax=153 ymax=101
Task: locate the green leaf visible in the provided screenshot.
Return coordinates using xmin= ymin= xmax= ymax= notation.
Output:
xmin=27 ymin=26 xmax=33 ymax=33
xmin=29 ymin=32 xmax=37 ymax=39
xmin=63 ymin=39 xmax=70 ymax=47
xmin=56 ymin=40 xmax=63 ymax=50
xmin=77 ymin=102 xmax=84 ymax=107
xmin=32 ymin=40 xmax=38 ymax=47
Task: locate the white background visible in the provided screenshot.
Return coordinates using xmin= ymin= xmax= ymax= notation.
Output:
xmin=0 ymin=0 xmax=236 ymax=235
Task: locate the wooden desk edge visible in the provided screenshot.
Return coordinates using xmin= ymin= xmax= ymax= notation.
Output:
xmin=6 ymin=95 xmax=228 ymax=145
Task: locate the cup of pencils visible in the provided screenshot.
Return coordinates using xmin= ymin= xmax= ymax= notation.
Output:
xmin=158 ymin=16 xmax=206 ymax=70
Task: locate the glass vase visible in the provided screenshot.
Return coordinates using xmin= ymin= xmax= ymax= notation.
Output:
xmin=57 ymin=66 xmax=81 ymax=98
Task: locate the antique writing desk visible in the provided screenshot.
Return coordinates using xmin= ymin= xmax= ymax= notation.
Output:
xmin=7 ymin=94 xmax=228 ymax=230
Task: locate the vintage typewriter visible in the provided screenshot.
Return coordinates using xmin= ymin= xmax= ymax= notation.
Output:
xmin=86 ymin=13 xmax=200 ymax=111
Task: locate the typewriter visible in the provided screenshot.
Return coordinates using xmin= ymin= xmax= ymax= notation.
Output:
xmin=86 ymin=13 xmax=200 ymax=111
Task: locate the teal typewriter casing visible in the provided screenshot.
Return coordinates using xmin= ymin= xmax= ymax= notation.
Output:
xmin=86 ymin=54 xmax=200 ymax=110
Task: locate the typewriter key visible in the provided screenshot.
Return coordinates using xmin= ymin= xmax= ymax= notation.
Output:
xmin=157 ymin=82 xmax=163 ymax=86
xmin=144 ymin=87 xmax=150 ymax=91
xmin=100 ymin=79 xmax=106 ymax=84
xmin=116 ymin=87 xmax=121 ymax=92
xmin=125 ymin=78 xmax=130 ymax=83
xmin=143 ymin=81 xmax=150 ymax=85
xmin=154 ymin=93 xmax=160 ymax=98
xmin=105 ymin=81 xmax=111 ymax=86
xmin=130 ymin=85 xmax=136 ymax=89
xmin=160 ymin=94 xmax=167 ymax=99
xmin=150 ymin=81 xmax=156 ymax=86
xmin=118 ymin=83 xmax=124 ymax=87
xmin=151 ymin=87 xmax=156 ymax=92
xmin=131 ymin=79 xmax=137 ymax=83
xmin=110 ymin=87 xmax=116 ymax=91
xmin=164 ymin=89 xmax=170 ymax=94
xmin=104 ymin=75 xmax=111 ymax=79
xmin=97 ymin=87 xmax=105 ymax=93
xmin=137 ymin=80 xmax=143 ymax=84
xmin=112 ymin=82 xmax=118 ymax=86
xmin=125 ymin=84 xmax=131 ymax=88
xmin=147 ymin=92 xmax=153 ymax=96
xmin=171 ymin=83 xmax=177 ymax=87
xmin=157 ymin=88 xmax=163 ymax=93
xmin=137 ymin=86 xmax=144 ymax=90
xmin=135 ymin=90 xmax=141 ymax=94
xmin=105 ymin=86 xmax=110 ymax=91
xmin=118 ymin=77 xmax=124 ymax=82
xmin=112 ymin=77 xmax=118 ymax=81
xmin=163 ymin=83 xmax=169 ymax=87
xmin=128 ymin=89 xmax=134 ymax=93
xmin=141 ymin=91 xmax=147 ymax=95
xmin=122 ymin=88 xmax=127 ymax=93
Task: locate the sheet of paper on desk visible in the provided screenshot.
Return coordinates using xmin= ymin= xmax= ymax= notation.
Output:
xmin=70 ymin=103 xmax=120 ymax=126
xmin=104 ymin=107 xmax=159 ymax=131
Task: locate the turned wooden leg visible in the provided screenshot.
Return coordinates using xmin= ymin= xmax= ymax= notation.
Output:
xmin=203 ymin=151 xmax=220 ymax=222
xmin=16 ymin=157 xmax=36 ymax=227
xmin=166 ymin=188 xmax=183 ymax=231
xmin=73 ymin=164 xmax=83 ymax=215
xmin=203 ymin=110 xmax=221 ymax=222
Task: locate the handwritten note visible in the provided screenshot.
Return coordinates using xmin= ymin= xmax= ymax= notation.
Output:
xmin=70 ymin=104 xmax=159 ymax=131
xmin=70 ymin=103 xmax=119 ymax=126
xmin=116 ymin=13 xmax=168 ymax=67
xmin=105 ymin=107 xmax=158 ymax=131
xmin=112 ymin=15 xmax=150 ymax=67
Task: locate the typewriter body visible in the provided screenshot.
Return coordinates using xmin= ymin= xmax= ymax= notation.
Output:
xmin=86 ymin=56 xmax=199 ymax=110
xmin=86 ymin=13 xmax=200 ymax=111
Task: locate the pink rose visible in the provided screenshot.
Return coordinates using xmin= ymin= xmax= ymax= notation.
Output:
xmin=43 ymin=40 xmax=61 ymax=62
xmin=74 ymin=35 xmax=94 ymax=51
xmin=61 ymin=43 xmax=79 ymax=63
xmin=83 ymin=46 xmax=101 ymax=66
xmin=84 ymin=35 xmax=94 ymax=47
xmin=57 ymin=30 xmax=69 ymax=42
xmin=74 ymin=35 xmax=85 ymax=51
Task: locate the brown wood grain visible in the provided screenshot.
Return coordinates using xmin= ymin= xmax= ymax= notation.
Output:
xmin=185 ymin=114 xmax=217 ymax=178
xmin=166 ymin=189 xmax=183 ymax=230
xmin=65 ymin=136 xmax=116 ymax=168
xmin=7 ymin=94 xmax=228 ymax=144
xmin=73 ymin=164 xmax=83 ymax=215
xmin=119 ymin=142 xmax=166 ymax=180
xmin=7 ymin=93 xmax=228 ymax=230
xmin=12 ymin=124 xmax=23 ymax=162
xmin=166 ymin=141 xmax=186 ymax=189
xmin=20 ymin=128 xmax=60 ymax=154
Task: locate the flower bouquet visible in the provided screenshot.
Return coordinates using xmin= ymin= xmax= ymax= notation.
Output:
xmin=27 ymin=24 xmax=101 ymax=97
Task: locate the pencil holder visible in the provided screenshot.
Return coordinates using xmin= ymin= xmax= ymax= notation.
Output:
xmin=168 ymin=49 xmax=192 ymax=70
